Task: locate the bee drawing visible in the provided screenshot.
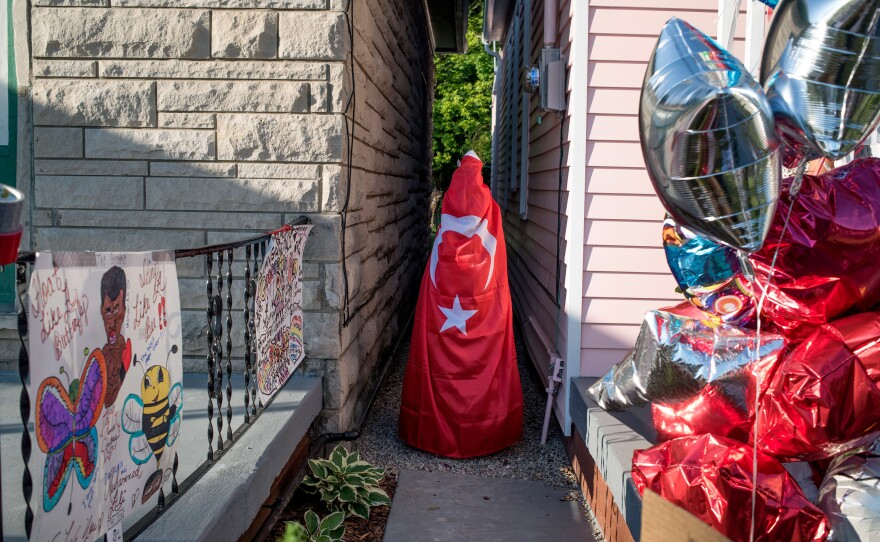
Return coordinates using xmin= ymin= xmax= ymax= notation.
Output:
xmin=122 ymin=345 xmax=182 ymax=502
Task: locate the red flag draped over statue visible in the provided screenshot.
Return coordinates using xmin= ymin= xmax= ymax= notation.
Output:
xmin=399 ymin=153 xmax=523 ymax=458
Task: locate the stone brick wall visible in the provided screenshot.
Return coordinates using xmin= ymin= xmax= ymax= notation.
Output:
xmin=318 ymin=0 xmax=434 ymax=431
xmin=19 ymin=0 xmax=434 ymax=432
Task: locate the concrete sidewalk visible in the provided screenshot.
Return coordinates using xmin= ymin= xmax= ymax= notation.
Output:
xmin=383 ymin=469 xmax=596 ymax=542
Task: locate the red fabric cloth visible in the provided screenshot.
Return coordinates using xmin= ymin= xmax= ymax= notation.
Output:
xmin=398 ymin=156 xmax=523 ymax=458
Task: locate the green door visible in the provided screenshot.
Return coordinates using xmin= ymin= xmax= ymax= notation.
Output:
xmin=0 ymin=0 xmax=16 ymax=306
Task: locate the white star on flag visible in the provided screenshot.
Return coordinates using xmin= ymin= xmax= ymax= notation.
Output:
xmin=438 ymin=295 xmax=478 ymax=335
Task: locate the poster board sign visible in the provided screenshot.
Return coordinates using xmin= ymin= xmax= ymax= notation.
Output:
xmin=28 ymin=251 xmax=183 ymax=542
xmin=641 ymin=490 xmax=733 ymax=542
xmin=255 ymin=225 xmax=312 ymax=405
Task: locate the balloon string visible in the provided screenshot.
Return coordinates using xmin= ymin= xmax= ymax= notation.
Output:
xmin=746 ymin=156 xmax=807 ymax=542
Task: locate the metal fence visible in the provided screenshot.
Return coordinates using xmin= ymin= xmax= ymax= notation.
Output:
xmin=14 ymin=217 xmax=310 ymax=539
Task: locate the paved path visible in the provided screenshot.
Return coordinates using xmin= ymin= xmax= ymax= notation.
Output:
xmin=384 ymin=469 xmax=596 ymax=542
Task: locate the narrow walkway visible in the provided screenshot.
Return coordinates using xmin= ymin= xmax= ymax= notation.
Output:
xmin=385 ymin=470 xmax=592 ymax=542
xmin=351 ymin=325 xmax=603 ymax=541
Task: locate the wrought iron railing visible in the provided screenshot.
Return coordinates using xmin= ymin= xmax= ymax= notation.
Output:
xmin=14 ymin=217 xmax=310 ymax=539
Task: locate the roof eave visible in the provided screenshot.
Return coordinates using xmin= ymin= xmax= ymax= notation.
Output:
xmin=483 ymin=0 xmax=515 ymax=43
xmin=426 ymin=0 xmax=470 ymax=54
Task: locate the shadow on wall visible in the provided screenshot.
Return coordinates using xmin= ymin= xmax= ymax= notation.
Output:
xmin=26 ymin=112 xmax=427 ymax=367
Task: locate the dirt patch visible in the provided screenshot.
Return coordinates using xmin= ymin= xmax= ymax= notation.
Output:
xmin=269 ymin=472 xmax=398 ymax=542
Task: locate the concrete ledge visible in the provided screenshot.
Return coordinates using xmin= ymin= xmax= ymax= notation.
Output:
xmin=569 ymin=378 xmax=655 ymax=542
xmin=136 ymin=376 xmax=322 ymax=542
xmin=0 ymin=312 xmax=16 ymax=330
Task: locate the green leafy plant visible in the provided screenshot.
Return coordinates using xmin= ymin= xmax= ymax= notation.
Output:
xmin=278 ymin=510 xmax=345 ymax=542
xmin=302 ymin=445 xmax=391 ymax=520
xmin=432 ymin=2 xmax=494 ymax=188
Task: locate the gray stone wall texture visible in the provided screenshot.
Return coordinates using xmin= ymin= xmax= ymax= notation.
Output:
xmin=22 ymin=0 xmax=434 ymax=433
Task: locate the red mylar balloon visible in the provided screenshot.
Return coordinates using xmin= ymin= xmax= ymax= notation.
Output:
xmin=754 ymin=311 xmax=880 ymax=461
xmin=651 ymin=384 xmax=751 ymax=442
xmin=632 ymin=434 xmax=829 ymax=542
xmin=751 ymin=158 xmax=880 ymax=340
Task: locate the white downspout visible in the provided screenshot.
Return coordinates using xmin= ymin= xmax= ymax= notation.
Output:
xmin=544 ymin=0 xmax=558 ymax=46
xmin=483 ymin=39 xmax=501 ymax=195
xmin=483 ymin=40 xmax=501 ymax=69
xmin=527 ymin=0 xmax=572 ymax=436
xmin=527 ymin=316 xmax=565 ymax=444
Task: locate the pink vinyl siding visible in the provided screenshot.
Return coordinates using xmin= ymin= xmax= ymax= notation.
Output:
xmin=497 ymin=0 xmax=573 ymax=424
xmin=581 ymin=0 xmax=747 ymax=376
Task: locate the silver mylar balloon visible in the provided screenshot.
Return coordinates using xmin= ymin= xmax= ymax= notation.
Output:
xmin=640 ymin=18 xmax=781 ymax=253
xmin=818 ymin=439 xmax=880 ymax=541
xmin=762 ymin=0 xmax=880 ymax=159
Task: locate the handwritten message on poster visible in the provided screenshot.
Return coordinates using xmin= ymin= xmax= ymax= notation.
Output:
xmin=255 ymin=225 xmax=312 ymax=405
xmin=28 ymin=251 xmax=183 ymax=542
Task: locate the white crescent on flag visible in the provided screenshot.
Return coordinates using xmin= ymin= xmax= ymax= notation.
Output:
xmin=429 ymin=214 xmax=497 ymax=291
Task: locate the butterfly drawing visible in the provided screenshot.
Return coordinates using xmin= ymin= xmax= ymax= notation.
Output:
xmin=35 ymin=349 xmax=107 ymax=512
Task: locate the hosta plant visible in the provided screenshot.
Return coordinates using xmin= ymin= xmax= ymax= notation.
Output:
xmin=302 ymin=445 xmax=391 ymax=520
xmin=278 ymin=510 xmax=345 ymax=542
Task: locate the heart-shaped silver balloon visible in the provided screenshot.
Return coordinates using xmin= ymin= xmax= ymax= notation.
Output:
xmin=640 ymin=18 xmax=781 ymax=253
xmin=761 ymin=0 xmax=880 ymax=159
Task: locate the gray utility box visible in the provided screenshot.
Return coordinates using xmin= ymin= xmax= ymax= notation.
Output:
xmin=540 ymin=47 xmax=566 ymax=112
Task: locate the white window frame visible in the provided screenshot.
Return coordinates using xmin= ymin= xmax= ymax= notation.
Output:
xmin=518 ymin=0 xmax=531 ymax=220
xmin=493 ymin=0 xmax=531 ymax=217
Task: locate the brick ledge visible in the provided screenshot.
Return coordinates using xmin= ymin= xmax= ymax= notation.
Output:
xmin=568 ymin=377 xmax=657 ymax=541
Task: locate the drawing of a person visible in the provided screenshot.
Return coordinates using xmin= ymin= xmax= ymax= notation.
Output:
xmin=100 ymin=266 xmax=132 ymax=407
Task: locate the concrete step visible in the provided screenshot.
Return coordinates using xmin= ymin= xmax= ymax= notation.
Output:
xmin=383 ymin=469 xmax=596 ymax=542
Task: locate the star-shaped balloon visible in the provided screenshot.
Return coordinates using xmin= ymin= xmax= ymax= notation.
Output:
xmin=761 ymin=0 xmax=880 ymax=159
xmin=639 ymin=17 xmax=780 ymax=253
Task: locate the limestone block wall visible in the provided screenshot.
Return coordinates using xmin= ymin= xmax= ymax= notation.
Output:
xmin=21 ymin=0 xmax=434 ymax=432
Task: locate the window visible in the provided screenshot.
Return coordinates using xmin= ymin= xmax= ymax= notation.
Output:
xmin=492 ymin=0 xmax=531 ymax=219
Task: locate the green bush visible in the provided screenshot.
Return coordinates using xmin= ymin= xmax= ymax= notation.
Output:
xmin=302 ymin=445 xmax=391 ymax=520
xmin=278 ymin=510 xmax=345 ymax=542
xmin=432 ymin=2 xmax=494 ymax=188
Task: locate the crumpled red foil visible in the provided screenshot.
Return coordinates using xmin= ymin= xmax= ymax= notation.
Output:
xmin=632 ymin=434 xmax=829 ymax=542
xmin=651 ymin=384 xmax=751 ymax=442
xmin=750 ymin=158 xmax=880 ymax=340
xmin=754 ymin=311 xmax=880 ymax=461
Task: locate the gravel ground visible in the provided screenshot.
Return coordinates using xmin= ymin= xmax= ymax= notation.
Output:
xmin=349 ymin=321 xmax=605 ymax=541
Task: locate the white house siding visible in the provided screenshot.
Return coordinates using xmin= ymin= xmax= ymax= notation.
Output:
xmin=496 ymin=0 xmax=575 ymax=429
xmin=580 ymin=0 xmax=749 ymax=376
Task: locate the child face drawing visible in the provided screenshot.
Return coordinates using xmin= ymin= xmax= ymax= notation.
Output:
xmin=102 ymin=290 xmax=125 ymax=345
